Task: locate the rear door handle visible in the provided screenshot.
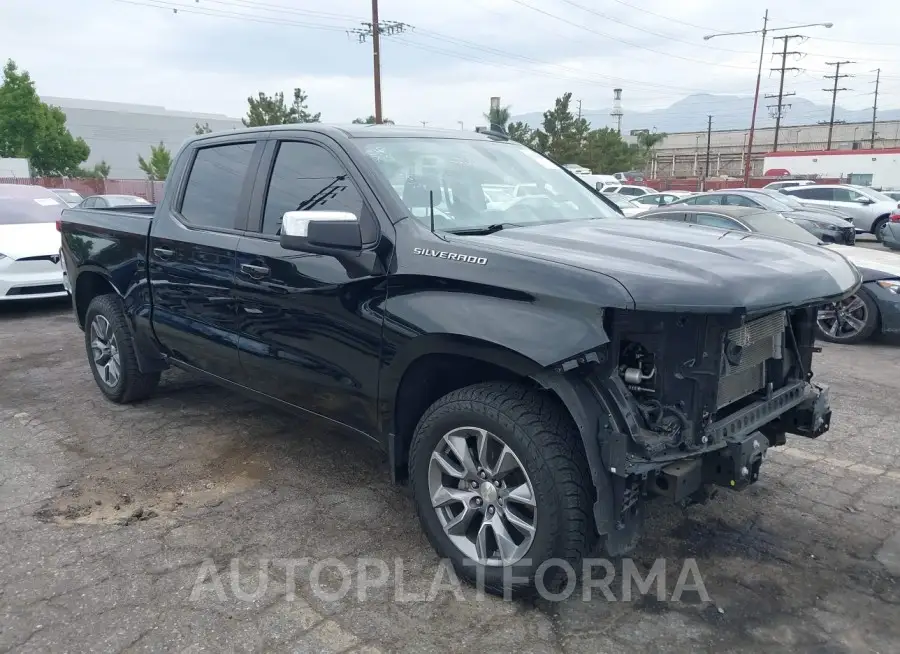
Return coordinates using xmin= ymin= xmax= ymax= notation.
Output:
xmin=240 ymin=263 xmax=270 ymax=279
xmin=153 ymin=247 xmax=175 ymax=260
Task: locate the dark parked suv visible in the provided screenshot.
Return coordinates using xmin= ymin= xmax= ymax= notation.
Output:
xmin=59 ymin=125 xmax=859 ymax=595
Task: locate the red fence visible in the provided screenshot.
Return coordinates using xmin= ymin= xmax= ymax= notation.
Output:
xmin=0 ymin=177 xmax=165 ymax=202
xmin=643 ymin=177 xmax=844 ymax=192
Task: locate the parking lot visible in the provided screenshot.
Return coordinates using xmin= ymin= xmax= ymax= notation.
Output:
xmin=1 ymin=300 xmax=899 ymax=654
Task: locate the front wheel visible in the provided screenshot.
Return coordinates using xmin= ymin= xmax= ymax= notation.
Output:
xmin=409 ymin=382 xmax=594 ymax=598
xmin=816 ymin=291 xmax=880 ymax=344
xmin=84 ymin=294 xmax=161 ymax=403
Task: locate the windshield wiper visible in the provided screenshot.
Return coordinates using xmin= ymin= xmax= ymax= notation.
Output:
xmin=444 ymin=222 xmax=522 ymax=235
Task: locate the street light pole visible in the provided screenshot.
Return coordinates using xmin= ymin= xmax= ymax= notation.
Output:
xmin=704 ymin=14 xmax=833 ymax=186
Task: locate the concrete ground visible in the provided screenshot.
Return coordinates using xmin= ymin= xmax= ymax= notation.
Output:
xmin=1 ymin=300 xmax=899 ymax=654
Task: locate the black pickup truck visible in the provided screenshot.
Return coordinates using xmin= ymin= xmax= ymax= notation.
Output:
xmin=60 ymin=124 xmax=860 ymax=595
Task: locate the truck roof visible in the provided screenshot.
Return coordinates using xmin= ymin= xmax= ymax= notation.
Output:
xmin=190 ymin=123 xmax=502 ymax=144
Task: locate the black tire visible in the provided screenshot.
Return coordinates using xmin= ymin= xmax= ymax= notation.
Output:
xmin=409 ymin=382 xmax=594 ymax=598
xmin=872 ymin=216 xmax=889 ymax=242
xmin=84 ymin=294 xmax=160 ymax=403
xmin=816 ymin=290 xmax=880 ymax=344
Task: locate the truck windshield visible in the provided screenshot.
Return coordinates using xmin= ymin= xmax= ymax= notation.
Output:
xmin=357 ymin=137 xmax=621 ymax=232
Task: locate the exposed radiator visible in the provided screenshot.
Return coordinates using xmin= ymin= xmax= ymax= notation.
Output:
xmin=717 ymin=312 xmax=785 ymax=409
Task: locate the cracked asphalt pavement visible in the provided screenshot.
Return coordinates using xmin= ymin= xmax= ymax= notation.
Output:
xmin=1 ymin=299 xmax=899 ymax=653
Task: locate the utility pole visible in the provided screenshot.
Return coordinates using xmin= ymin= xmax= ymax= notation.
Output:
xmin=704 ymin=115 xmax=713 ymax=189
xmin=766 ymin=34 xmax=803 ymax=151
xmin=349 ymin=3 xmax=409 ymax=124
xmin=821 ymin=61 xmax=854 ymax=150
xmin=870 ymin=68 xmax=881 ymax=149
xmin=576 ymin=99 xmax=582 ymax=121
xmin=704 ymin=14 xmax=833 ymax=185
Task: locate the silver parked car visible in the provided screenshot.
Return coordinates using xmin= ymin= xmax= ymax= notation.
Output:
xmin=780 ymin=184 xmax=900 ymax=241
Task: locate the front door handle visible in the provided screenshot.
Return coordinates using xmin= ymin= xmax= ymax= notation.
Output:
xmin=240 ymin=263 xmax=270 ymax=279
xmin=153 ymin=247 xmax=175 ymax=260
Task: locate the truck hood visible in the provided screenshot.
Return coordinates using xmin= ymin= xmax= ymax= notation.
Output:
xmin=457 ymin=219 xmax=861 ymax=313
xmin=0 ymin=223 xmax=61 ymax=260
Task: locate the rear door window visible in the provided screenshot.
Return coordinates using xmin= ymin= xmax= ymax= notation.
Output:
xmin=179 ymin=142 xmax=257 ymax=230
xmin=693 ymin=212 xmax=746 ymax=230
xmin=789 ymin=187 xmax=833 ymax=201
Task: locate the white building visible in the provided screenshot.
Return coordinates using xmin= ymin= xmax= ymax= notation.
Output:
xmin=763 ymin=148 xmax=900 ymax=189
xmin=41 ymin=96 xmax=243 ymax=180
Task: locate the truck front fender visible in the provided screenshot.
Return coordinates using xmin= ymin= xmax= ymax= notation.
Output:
xmin=381 ymin=290 xmax=611 ymax=372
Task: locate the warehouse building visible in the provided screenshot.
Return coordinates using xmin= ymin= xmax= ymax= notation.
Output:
xmin=42 ymin=96 xmax=243 ymax=180
xmin=650 ymin=120 xmax=900 ymax=179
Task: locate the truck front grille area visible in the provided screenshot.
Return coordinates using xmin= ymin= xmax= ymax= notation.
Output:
xmin=717 ymin=311 xmax=785 ymax=409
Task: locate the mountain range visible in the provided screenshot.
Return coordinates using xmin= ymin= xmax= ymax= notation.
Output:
xmin=510 ymin=93 xmax=900 ymax=134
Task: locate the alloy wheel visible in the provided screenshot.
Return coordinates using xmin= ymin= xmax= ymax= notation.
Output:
xmin=427 ymin=427 xmax=537 ymax=566
xmin=817 ymin=295 xmax=869 ymax=340
xmin=89 ymin=315 xmax=121 ymax=387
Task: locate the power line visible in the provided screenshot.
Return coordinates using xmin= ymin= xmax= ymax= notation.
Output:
xmin=348 ymin=2 xmax=409 ymax=125
xmin=505 ymin=0 xmax=759 ymax=71
xmin=871 ymin=69 xmax=881 ymax=148
xmin=704 ymin=115 xmax=713 ymax=189
xmin=820 ymin=61 xmax=854 ymax=149
xmin=551 ymin=0 xmax=751 ymax=54
xmin=606 ymin=0 xmax=724 ymax=32
xmin=765 ymin=35 xmax=804 ymax=151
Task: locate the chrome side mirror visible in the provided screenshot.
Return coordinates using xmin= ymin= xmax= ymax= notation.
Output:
xmin=280 ymin=210 xmax=362 ymax=252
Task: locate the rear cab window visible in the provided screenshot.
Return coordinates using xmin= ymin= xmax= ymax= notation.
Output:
xmin=179 ymin=142 xmax=257 ymax=230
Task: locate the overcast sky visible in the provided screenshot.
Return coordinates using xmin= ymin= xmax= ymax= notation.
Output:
xmin=4 ymin=0 xmax=899 ymax=130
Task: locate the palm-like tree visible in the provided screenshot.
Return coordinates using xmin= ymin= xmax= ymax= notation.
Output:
xmin=484 ymin=105 xmax=511 ymax=129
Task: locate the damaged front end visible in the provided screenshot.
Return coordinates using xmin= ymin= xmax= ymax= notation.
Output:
xmin=549 ymin=305 xmax=833 ymax=556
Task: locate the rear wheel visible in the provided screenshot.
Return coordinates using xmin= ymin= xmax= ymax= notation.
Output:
xmin=84 ymin=294 xmax=160 ymax=403
xmin=816 ymin=291 xmax=879 ymax=344
xmin=409 ymin=382 xmax=593 ymax=598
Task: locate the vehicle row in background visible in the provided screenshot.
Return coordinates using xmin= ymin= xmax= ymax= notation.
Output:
xmin=631 ymin=205 xmax=900 ymax=344
xmin=669 ymin=188 xmax=856 ymax=245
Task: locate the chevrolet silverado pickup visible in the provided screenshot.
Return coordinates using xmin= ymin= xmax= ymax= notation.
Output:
xmin=60 ymin=124 xmax=861 ymax=595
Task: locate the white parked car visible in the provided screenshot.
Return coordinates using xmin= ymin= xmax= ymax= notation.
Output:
xmin=614 ymin=185 xmax=657 ymax=198
xmin=604 ymin=193 xmax=643 ymax=217
xmin=0 ymin=184 xmax=68 ymax=301
xmin=763 ymin=180 xmax=816 ymax=192
xmin=780 ymin=184 xmax=900 ymax=241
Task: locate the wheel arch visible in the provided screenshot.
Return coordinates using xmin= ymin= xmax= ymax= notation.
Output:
xmin=74 ymin=267 xmax=117 ymax=329
xmin=74 ymin=266 xmax=166 ymax=374
xmin=383 ymin=334 xmax=615 ymax=534
xmin=872 ymin=213 xmax=892 ymax=235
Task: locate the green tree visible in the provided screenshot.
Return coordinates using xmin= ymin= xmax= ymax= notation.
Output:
xmin=94 ymin=159 xmax=111 ymax=178
xmin=194 ymin=122 xmax=212 ymax=135
xmin=0 ymin=59 xmax=90 ymax=176
xmin=484 ymin=104 xmax=511 ymax=129
xmin=533 ymin=92 xmax=590 ymax=164
xmin=74 ymin=160 xmax=111 ymax=179
xmin=582 ymin=128 xmax=639 ymax=174
xmin=352 ymin=115 xmax=394 ymax=125
xmin=506 ymin=121 xmax=533 ymax=146
xmin=634 ymin=130 xmax=667 ymax=171
xmin=243 ymin=87 xmax=320 ymax=127
xmin=137 ymin=142 xmax=172 ymax=181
